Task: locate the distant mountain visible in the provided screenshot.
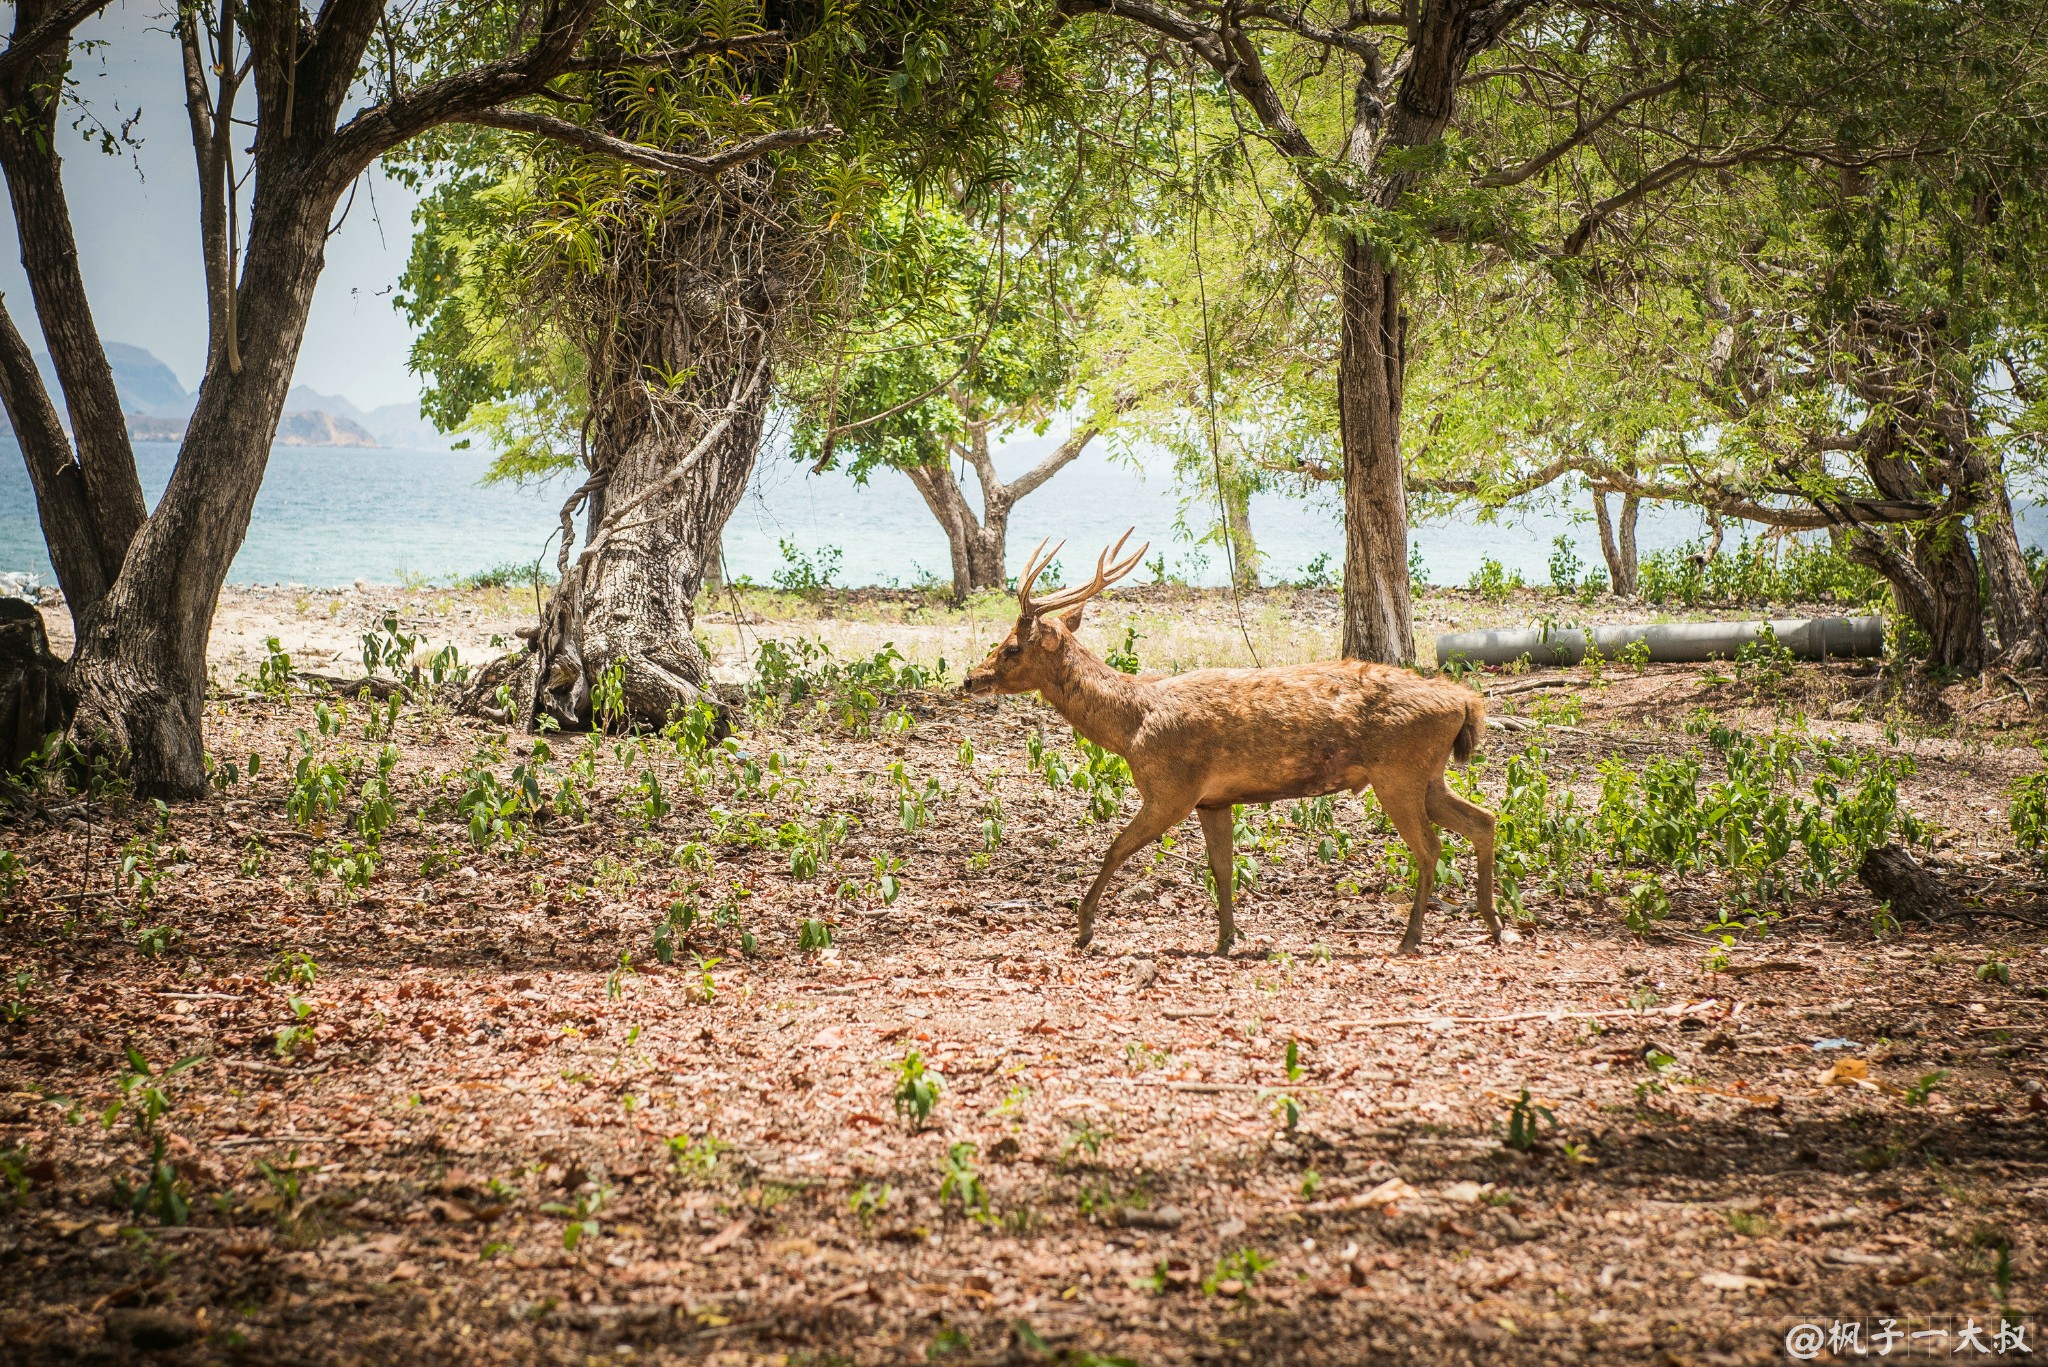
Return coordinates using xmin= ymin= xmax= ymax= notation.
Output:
xmin=2 ymin=346 xmax=455 ymax=449
xmin=20 ymin=344 xmax=194 ymax=423
xmin=276 ymin=411 xmax=379 ymax=448
xmin=285 ymin=387 xmax=453 ymax=450
xmin=105 ymin=343 xmax=191 ymax=413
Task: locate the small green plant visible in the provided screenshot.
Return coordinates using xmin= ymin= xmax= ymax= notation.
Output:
xmin=253 ymin=636 xmax=295 ymax=698
xmin=1106 ymin=626 xmax=1144 ymax=674
xmin=1904 ymin=1070 xmax=1949 ymax=1106
xmin=1978 ymin=954 xmax=2011 ymax=986
xmin=135 ymin=924 xmax=181 ymax=959
xmin=2010 ymin=745 xmax=2048 ymax=869
xmin=1502 ymin=1088 xmax=1554 ymax=1152
xmin=104 ymin=1046 xmax=204 ymax=1134
xmin=1735 ymin=623 xmax=1796 ymax=690
xmin=665 ymin=1133 xmax=731 ymax=1182
xmin=1469 ymin=557 xmax=1522 ymax=605
xmin=267 ymin=951 xmax=318 ymax=989
xmin=691 ymin=953 xmax=721 ymax=1005
xmin=1619 ymin=637 xmax=1653 ymax=670
xmin=893 ymin=1051 xmax=943 ymax=1127
xmin=937 ymin=1141 xmax=989 ymax=1221
xmin=871 ymin=853 xmax=905 ymax=904
xmin=1203 ymin=1247 xmax=1273 ymax=1297
xmin=773 ymin=539 xmax=842 ymax=596
xmin=1547 ymin=535 xmax=1584 ymax=596
xmin=2 ymin=968 xmax=35 ymax=1025
xmin=798 ymin=918 xmax=834 ymax=952
xmin=849 ymin=1181 xmax=893 ymax=1223
xmin=540 ymin=1186 xmax=608 ymax=1250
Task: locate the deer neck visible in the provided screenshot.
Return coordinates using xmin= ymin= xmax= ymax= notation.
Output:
xmin=1036 ymin=640 xmax=1148 ymax=756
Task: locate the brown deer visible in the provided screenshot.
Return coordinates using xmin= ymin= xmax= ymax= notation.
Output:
xmin=964 ymin=532 xmax=1507 ymax=955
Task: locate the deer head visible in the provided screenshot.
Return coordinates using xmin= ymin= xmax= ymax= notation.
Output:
xmin=964 ymin=531 xmax=1147 ymax=696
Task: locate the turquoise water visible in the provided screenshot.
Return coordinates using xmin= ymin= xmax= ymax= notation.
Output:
xmin=2 ymin=432 xmax=2036 ymax=590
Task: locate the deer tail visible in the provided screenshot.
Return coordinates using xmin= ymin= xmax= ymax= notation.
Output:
xmin=1453 ymin=693 xmax=1486 ymax=764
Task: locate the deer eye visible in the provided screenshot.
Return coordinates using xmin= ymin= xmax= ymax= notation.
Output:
xmin=1002 ymin=644 xmax=1021 ymax=657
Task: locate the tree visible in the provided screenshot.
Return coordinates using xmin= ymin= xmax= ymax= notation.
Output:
xmin=783 ymin=188 xmax=1114 ymax=601
xmin=1055 ymin=0 xmax=1986 ymax=661
xmin=0 ymin=0 xmax=826 ymax=794
xmin=405 ymin=0 xmax=1073 ymax=722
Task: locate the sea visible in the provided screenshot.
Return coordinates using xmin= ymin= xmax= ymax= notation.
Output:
xmin=1 ymin=427 xmax=2040 ymax=592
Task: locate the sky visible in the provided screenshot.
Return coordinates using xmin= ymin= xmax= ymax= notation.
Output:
xmin=0 ymin=0 xmax=425 ymax=408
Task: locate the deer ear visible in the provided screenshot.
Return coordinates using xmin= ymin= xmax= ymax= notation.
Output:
xmin=1059 ymin=603 xmax=1085 ymax=632
xmin=1032 ymin=618 xmax=1062 ymax=650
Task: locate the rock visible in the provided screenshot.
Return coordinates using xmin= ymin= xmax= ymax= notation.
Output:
xmin=104 ymin=1308 xmax=201 ymax=1350
xmin=1216 ymin=1216 xmax=1246 ymax=1240
xmin=1857 ymin=844 xmax=1951 ymax=922
xmin=0 ymin=597 xmax=68 ymax=770
xmin=1115 ymin=1204 xmax=1184 ymax=1230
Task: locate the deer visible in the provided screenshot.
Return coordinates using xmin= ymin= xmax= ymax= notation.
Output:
xmin=964 ymin=532 xmax=1509 ymax=956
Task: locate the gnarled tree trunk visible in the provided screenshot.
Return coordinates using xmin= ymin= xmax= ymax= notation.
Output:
xmin=1970 ymin=445 xmax=2048 ymax=670
xmin=525 ymin=182 xmax=787 ymax=731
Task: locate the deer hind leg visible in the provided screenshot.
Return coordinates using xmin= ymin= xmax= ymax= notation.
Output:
xmin=1378 ymin=777 xmax=1438 ymax=956
xmin=1197 ymin=805 xmax=1239 ymax=955
xmin=1427 ymin=775 xmax=1513 ymax=945
xmin=1075 ymin=796 xmax=1194 ymax=950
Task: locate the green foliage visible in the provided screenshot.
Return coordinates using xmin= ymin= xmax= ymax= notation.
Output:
xmin=773 ymin=541 xmax=842 ymax=596
xmin=1502 ymin=1088 xmax=1555 ymax=1152
xmin=937 ymin=1141 xmax=990 ymax=1221
xmin=1469 ymin=557 xmax=1522 ymax=604
xmin=893 ymin=1051 xmax=943 ymax=1126
xmin=2011 ymin=746 xmax=2048 ymax=870
xmin=1203 ymin=1247 xmax=1272 ymax=1297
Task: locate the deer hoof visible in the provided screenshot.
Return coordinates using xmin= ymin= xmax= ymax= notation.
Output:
xmin=1073 ymin=930 xmax=1095 ymax=950
xmin=1495 ymin=926 xmax=1523 ymax=946
xmin=1396 ymin=939 xmax=1422 ymax=957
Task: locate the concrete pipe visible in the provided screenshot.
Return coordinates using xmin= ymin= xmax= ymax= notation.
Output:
xmin=1434 ymin=615 xmax=1884 ymax=669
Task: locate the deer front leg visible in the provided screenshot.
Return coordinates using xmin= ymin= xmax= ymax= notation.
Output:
xmin=1075 ymin=797 xmax=1193 ymax=950
xmin=1197 ymin=805 xmax=1238 ymax=955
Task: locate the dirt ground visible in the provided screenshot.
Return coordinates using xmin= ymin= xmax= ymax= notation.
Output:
xmin=2 ymin=587 xmax=2045 ymax=1366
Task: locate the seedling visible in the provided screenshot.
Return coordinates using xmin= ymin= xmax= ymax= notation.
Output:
xmin=540 ymin=1186 xmax=608 ymax=1250
xmin=798 ymin=918 xmax=834 ymax=953
xmin=938 ymin=1142 xmax=989 ymax=1221
xmin=1502 ymin=1088 xmax=1554 ymax=1153
xmin=893 ymin=1051 xmax=943 ymax=1127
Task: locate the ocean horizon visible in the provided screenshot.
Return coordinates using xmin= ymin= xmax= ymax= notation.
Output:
xmin=3 ymin=426 xmax=2037 ymax=594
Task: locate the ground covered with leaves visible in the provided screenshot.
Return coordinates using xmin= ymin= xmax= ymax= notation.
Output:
xmin=3 ymin=589 xmax=2046 ymax=1365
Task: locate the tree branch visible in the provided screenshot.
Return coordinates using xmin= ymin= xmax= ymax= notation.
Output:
xmin=1475 ymin=73 xmax=1683 ymax=188
xmin=1006 ymin=425 xmax=1100 ymax=503
xmin=318 ymin=0 xmax=610 ymax=189
xmin=461 ymin=111 xmax=839 ymax=179
xmin=0 ymin=0 xmax=114 ymax=93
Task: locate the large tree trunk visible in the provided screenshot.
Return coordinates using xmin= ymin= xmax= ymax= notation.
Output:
xmin=1337 ymin=241 xmax=1412 ymax=662
xmin=65 ymin=190 xmax=333 ymax=795
xmin=527 ymin=185 xmax=783 ymax=731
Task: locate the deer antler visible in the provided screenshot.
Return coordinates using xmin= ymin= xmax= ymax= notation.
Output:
xmin=1026 ymin=529 xmax=1148 ymax=617
xmin=1017 ymin=536 xmax=1068 ymax=618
